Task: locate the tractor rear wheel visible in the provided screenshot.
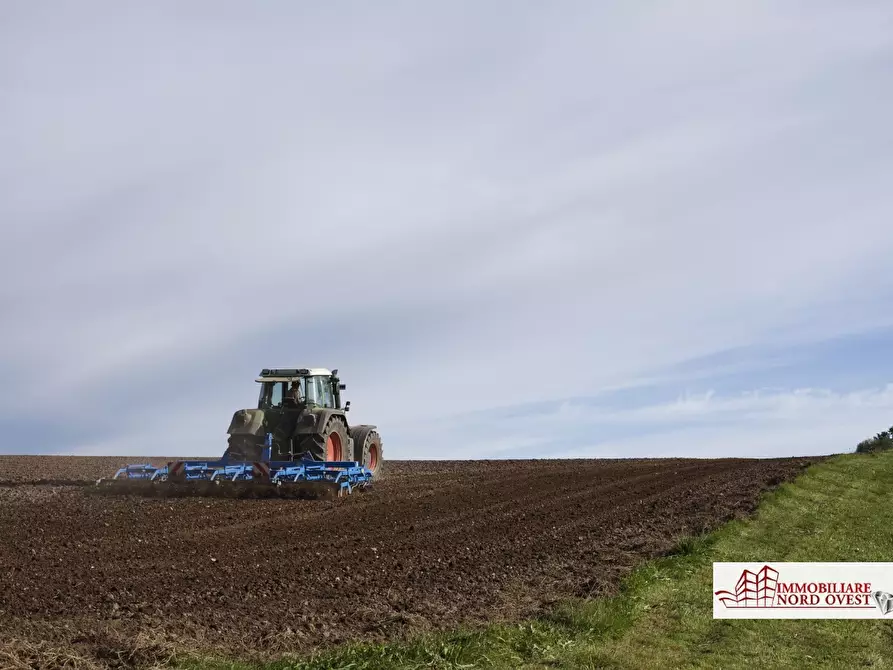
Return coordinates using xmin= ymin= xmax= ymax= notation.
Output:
xmin=306 ymin=415 xmax=350 ymax=462
xmin=350 ymin=426 xmax=383 ymax=478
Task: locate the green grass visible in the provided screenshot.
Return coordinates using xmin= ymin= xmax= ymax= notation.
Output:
xmin=180 ymin=451 xmax=893 ymax=670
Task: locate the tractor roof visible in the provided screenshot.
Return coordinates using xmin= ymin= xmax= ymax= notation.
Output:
xmin=256 ymin=367 xmax=333 ymax=382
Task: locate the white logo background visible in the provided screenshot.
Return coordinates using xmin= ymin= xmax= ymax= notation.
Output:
xmin=713 ymin=562 xmax=893 ymax=619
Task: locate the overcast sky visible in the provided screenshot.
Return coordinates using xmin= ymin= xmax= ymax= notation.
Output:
xmin=2 ymin=1 xmax=892 ymax=460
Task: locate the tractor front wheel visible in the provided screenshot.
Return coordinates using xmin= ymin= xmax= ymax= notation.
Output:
xmin=350 ymin=426 xmax=383 ymax=478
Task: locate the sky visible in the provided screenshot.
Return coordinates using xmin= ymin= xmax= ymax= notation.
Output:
xmin=2 ymin=1 xmax=892 ymax=460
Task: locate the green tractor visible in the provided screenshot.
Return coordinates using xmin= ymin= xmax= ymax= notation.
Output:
xmin=224 ymin=368 xmax=382 ymax=477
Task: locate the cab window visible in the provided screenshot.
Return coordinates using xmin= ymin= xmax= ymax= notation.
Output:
xmin=312 ymin=376 xmax=335 ymax=408
xmin=259 ymin=381 xmax=286 ymax=408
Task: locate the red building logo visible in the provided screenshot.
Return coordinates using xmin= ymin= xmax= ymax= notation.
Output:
xmin=715 ymin=565 xmax=779 ymax=607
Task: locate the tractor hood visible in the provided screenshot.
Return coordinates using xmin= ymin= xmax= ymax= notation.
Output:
xmin=227 ymin=408 xmax=266 ymax=436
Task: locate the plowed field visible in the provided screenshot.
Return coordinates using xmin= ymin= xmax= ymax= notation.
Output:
xmin=0 ymin=455 xmax=820 ymax=669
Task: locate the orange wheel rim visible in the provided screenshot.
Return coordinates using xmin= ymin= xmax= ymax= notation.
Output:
xmin=368 ymin=443 xmax=378 ymax=470
xmin=326 ymin=433 xmax=342 ymax=461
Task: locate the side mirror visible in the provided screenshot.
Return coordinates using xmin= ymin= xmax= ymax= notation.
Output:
xmin=339 ymin=383 xmax=346 ymax=390
xmin=344 ymin=401 xmax=351 ymax=412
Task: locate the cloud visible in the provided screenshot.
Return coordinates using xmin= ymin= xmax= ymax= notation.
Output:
xmin=396 ymin=384 xmax=893 ymax=461
xmin=2 ymin=2 xmax=893 ymax=459
xmin=555 ymin=384 xmax=893 ymax=459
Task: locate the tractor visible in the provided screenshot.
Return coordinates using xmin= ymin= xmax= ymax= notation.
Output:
xmin=95 ymin=367 xmax=382 ymax=498
xmin=224 ymin=367 xmax=382 ymax=477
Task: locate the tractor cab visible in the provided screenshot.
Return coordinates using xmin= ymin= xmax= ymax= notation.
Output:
xmin=255 ymin=368 xmax=348 ymax=411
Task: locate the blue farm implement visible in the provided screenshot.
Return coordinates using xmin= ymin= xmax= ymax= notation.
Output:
xmin=95 ymin=447 xmax=375 ymax=500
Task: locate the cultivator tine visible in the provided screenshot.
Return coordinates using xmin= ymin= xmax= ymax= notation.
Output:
xmin=271 ymin=460 xmax=373 ymax=498
xmin=93 ymin=463 xmax=167 ymax=495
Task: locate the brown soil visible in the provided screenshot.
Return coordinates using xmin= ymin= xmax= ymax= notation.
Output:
xmin=0 ymin=456 xmax=181 ymax=485
xmin=0 ymin=455 xmax=821 ymax=668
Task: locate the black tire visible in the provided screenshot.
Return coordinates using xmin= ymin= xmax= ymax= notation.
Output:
xmin=304 ymin=415 xmax=350 ymax=462
xmin=223 ymin=435 xmax=264 ymax=462
xmin=350 ymin=425 xmax=383 ymax=478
